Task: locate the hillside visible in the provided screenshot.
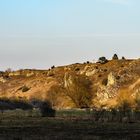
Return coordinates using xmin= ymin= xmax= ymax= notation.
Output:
xmin=0 ymin=57 xmax=140 ymax=109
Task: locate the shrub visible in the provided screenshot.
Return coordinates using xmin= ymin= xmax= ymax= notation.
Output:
xmin=64 ymin=72 xmax=92 ymax=108
xmin=116 ymin=89 xmax=134 ymax=122
xmin=0 ymin=98 xmax=33 ymax=111
xmin=104 ymin=69 xmax=107 ymax=72
xmin=30 ymin=99 xmax=55 ymax=117
xmin=5 ymin=68 xmax=12 ymax=73
xmin=135 ymin=92 xmax=140 ymax=111
xmin=0 ymin=99 xmax=14 ymax=112
xmin=39 ymin=101 xmax=55 ymax=117
xmin=98 ymin=57 xmax=108 ymax=64
xmin=75 ymin=68 xmax=80 ymax=71
xmin=102 ymin=78 xmax=108 ymax=86
xmin=98 ymin=74 xmax=102 ymax=77
xmin=116 ymin=76 xmax=120 ymax=80
xmin=47 ymin=85 xmax=61 ymax=107
xmin=51 ymin=65 xmax=55 ymax=69
xmin=11 ymin=99 xmax=33 ymax=110
xmin=118 ymin=100 xmax=131 ymax=113
xmin=95 ymin=66 xmax=98 ymax=69
xmin=22 ymin=86 xmax=30 ymax=92
xmin=112 ymin=54 xmax=119 ymax=60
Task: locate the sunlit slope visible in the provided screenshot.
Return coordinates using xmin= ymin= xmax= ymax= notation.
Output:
xmin=0 ymin=58 xmax=140 ymax=109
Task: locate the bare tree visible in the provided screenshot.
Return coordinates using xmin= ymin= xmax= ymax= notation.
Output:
xmin=116 ymin=89 xmax=134 ymax=122
xmin=135 ymin=91 xmax=140 ymax=111
xmin=63 ymin=72 xmax=92 ymax=108
xmin=5 ymin=68 xmax=12 ymax=73
xmin=47 ymin=85 xmax=60 ymax=108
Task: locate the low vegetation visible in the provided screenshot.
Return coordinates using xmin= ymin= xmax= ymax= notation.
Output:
xmin=63 ymin=72 xmax=93 ymax=108
xmin=0 ymin=55 xmax=139 ymax=128
xmin=112 ymin=54 xmax=119 ymax=60
xmin=98 ymin=56 xmax=108 ymax=64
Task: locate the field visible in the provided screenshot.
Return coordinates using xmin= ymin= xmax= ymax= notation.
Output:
xmin=0 ymin=110 xmax=140 ymax=140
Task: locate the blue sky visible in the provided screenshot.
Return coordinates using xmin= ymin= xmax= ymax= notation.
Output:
xmin=0 ymin=0 xmax=140 ymax=70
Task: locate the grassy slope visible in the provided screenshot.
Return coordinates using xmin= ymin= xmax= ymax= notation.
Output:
xmin=0 ymin=59 xmax=140 ymax=109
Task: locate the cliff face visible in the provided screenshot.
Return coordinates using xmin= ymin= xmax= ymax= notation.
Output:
xmin=0 ymin=59 xmax=140 ymax=109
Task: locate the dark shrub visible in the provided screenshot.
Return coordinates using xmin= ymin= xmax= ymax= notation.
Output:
xmin=11 ymin=100 xmax=33 ymax=110
xmin=0 ymin=101 xmax=14 ymax=112
xmin=30 ymin=99 xmax=41 ymax=108
xmin=116 ymin=76 xmax=120 ymax=80
xmin=118 ymin=101 xmax=132 ymax=122
xmin=98 ymin=57 xmax=108 ymax=64
xmin=51 ymin=65 xmax=55 ymax=69
xmin=0 ymin=98 xmax=33 ymax=111
xmin=39 ymin=101 xmax=55 ymax=117
xmin=4 ymin=75 xmax=9 ymax=79
xmin=22 ymin=86 xmax=30 ymax=92
xmin=102 ymin=78 xmax=108 ymax=86
xmin=75 ymin=68 xmax=80 ymax=71
xmin=112 ymin=54 xmax=119 ymax=60
xmin=122 ymin=56 xmax=125 ymax=60
xmin=95 ymin=66 xmax=98 ymax=69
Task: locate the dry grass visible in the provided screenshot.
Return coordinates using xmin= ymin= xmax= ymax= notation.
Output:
xmin=0 ymin=115 xmax=139 ymax=140
xmin=0 ymin=59 xmax=140 ymax=109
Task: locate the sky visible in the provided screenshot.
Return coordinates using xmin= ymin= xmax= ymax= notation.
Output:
xmin=0 ymin=0 xmax=140 ymax=70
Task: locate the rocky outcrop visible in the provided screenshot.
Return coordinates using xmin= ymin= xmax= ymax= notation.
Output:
xmin=0 ymin=58 xmax=139 ymax=109
xmin=80 ymin=65 xmax=98 ymax=76
xmin=107 ymin=72 xmax=116 ymax=86
xmin=0 ymin=77 xmax=6 ymax=83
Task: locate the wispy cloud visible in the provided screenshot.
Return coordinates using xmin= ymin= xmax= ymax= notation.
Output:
xmin=104 ymin=0 xmax=131 ymax=6
xmin=47 ymin=33 xmax=140 ymax=39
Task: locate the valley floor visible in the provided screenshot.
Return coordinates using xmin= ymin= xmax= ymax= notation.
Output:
xmin=0 ymin=116 xmax=140 ymax=140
